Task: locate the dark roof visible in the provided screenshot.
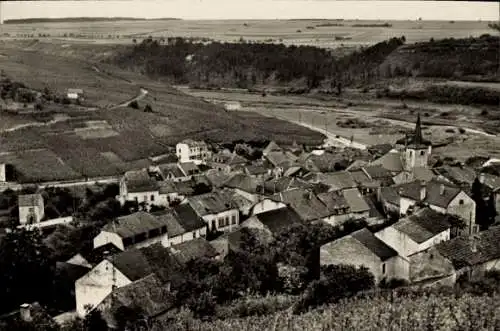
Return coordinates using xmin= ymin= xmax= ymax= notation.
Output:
xmin=108 ymin=244 xmax=183 ymax=282
xmin=251 ymin=207 xmax=303 ymax=234
xmin=219 ymin=188 xmax=254 ymax=211
xmin=55 ymin=262 xmax=90 ymax=283
xmin=211 ymin=152 xmax=248 ymax=165
xmin=158 ymin=180 xmax=179 ymax=194
xmin=170 ymin=238 xmax=218 ymax=264
xmin=379 ymin=186 xmax=402 ymax=206
xmin=205 ymin=170 xmax=237 ymax=188
xmin=303 ymin=153 xmax=345 ymax=172
xmin=318 ymin=171 xmax=357 ymax=191
xmin=153 ymin=211 xmax=185 ymax=238
xmin=433 ymin=166 xmax=476 ymax=186
xmin=102 ymin=212 xmax=166 ymax=240
xmin=18 ymin=193 xmax=43 ymax=207
xmin=124 ymin=169 xmax=159 ymax=193
xmin=265 ymin=151 xmax=297 ymax=167
xmin=317 ymin=191 xmax=349 ymax=211
xmin=392 ymin=180 xmax=463 ymax=208
xmin=394 ymin=208 xmax=451 ymax=243
xmin=172 ymin=203 xmax=206 ymax=232
xmin=80 ymin=243 xmax=122 ymax=265
xmin=351 ymin=228 xmax=398 ymax=261
xmin=178 ymin=162 xmax=199 ymax=175
xmin=263 ymin=177 xmax=314 ymax=194
xmin=188 ymin=191 xmax=235 ymax=216
xmin=362 ymin=166 xmax=393 ymax=180
xmin=270 ymin=189 xmax=330 ymax=222
xmin=395 ymin=114 xmax=431 ymax=148
xmin=436 ymin=226 xmax=500 ymax=269
xmin=99 ymin=274 xmax=174 ymax=327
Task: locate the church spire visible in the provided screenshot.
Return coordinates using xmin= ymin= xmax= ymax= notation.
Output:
xmin=414 ymin=113 xmax=423 ymax=146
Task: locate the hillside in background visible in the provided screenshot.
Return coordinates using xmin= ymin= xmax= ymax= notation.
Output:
xmin=0 ymin=42 xmax=324 ymax=182
xmin=110 ymin=35 xmax=499 ymax=92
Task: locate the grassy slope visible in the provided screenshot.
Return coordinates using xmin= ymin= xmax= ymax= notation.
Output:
xmin=167 ymin=292 xmax=500 ymax=331
xmin=0 ymin=41 xmax=323 ymax=182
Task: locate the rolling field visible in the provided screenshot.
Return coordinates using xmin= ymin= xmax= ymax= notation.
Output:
xmin=1 ymin=19 xmax=496 ymax=48
xmin=0 ymin=41 xmax=324 ymax=182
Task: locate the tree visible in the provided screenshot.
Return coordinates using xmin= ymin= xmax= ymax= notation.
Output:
xmin=486 ymin=191 xmax=497 ymax=228
xmin=471 ymin=178 xmax=488 ymax=230
xmin=144 ymin=104 xmax=153 ymax=112
xmin=83 ymin=310 xmax=108 ymax=331
xmin=0 ymin=229 xmax=55 ymax=314
xmin=129 ymin=100 xmax=139 ymax=109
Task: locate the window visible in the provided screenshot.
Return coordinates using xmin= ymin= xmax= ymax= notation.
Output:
xmin=211 ymin=220 xmax=216 ymax=231
xmin=459 ymin=199 xmax=464 ymax=205
xmin=382 ymin=263 xmax=386 ymax=274
xmin=28 ymin=207 xmax=34 ymax=213
xmin=143 ymin=195 xmax=147 ymax=202
xmin=150 ymin=195 xmax=155 ymax=202
xmin=420 ymin=150 xmax=425 ymax=156
xmin=135 ymin=197 xmax=139 ymax=203
xmin=193 ymin=232 xmax=197 ymax=239
xmin=231 ymin=215 xmax=236 ymax=225
xmin=225 ymin=217 xmax=230 ymax=226
xmin=430 ymin=254 xmax=434 ymax=260
xmin=218 ymin=218 xmax=224 ymax=228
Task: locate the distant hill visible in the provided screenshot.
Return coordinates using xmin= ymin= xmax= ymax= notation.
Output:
xmin=4 ymin=17 xmax=181 ymax=24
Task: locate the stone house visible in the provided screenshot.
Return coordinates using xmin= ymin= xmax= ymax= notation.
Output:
xmin=241 ymin=206 xmax=303 ymax=236
xmin=409 ymin=226 xmax=500 ymax=286
xmin=186 ymin=191 xmax=240 ymax=232
xmin=321 ymin=228 xmax=410 ymax=283
xmin=375 ymin=207 xmax=452 ymax=258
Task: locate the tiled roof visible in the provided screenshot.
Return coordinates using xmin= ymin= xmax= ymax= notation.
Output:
xmin=265 ymin=151 xmax=297 ymax=167
xmin=304 ymin=153 xmax=345 ymax=172
xmin=379 ymin=186 xmax=402 ymax=206
xmin=102 ymin=212 xmax=166 ymax=240
xmin=393 ymin=208 xmax=451 ymax=243
xmin=343 ymin=188 xmax=371 ymax=213
xmin=179 ymin=139 xmax=208 ymax=148
xmin=171 ymin=203 xmax=206 ymax=232
xmin=349 ymin=169 xmax=378 ymax=186
xmin=158 ymin=163 xmax=184 ymax=179
xmin=153 ymin=211 xmax=185 ymax=238
xmin=270 ymin=189 xmax=330 ymax=222
xmin=392 ymin=180 xmax=462 ymax=209
xmin=219 ymin=188 xmax=254 ymax=211
xmin=351 ymin=228 xmax=398 ymax=261
xmin=108 ymin=244 xmax=183 ymax=282
xmin=211 ymin=152 xmax=248 ymax=165
xmin=250 ymin=206 xmax=303 ymax=234
xmin=370 ymin=151 xmax=404 ymax=173
xmin=178 ymin=162 xmax=199 ymax=176
xmin=263 ymin=141 xmax=282 ymax=155
xmin=433 ymin=166 xmax=476 ymax=186
xmin=263 ymin=177 xmax=313 ymax=194
xmin=317 ymin=191 xmax=349 ymax=212
xmin=158 ymin=181 xmax=179 ymax=194
xmin=224 ymin=173 xmax=259 ymax=193
xmin=482 ymin=173 xmax=500 ymax=190
xmin=170 ymin=238 xmax=218 ymax=265
xmin=362 ymin=166 xmax=393 ymax=180
xmin=205 ymin=170 xmax=238 ymax=188
xmin=99 ymin=273 xmax=174 ymax=326
xmin=346 ymin=159 xmax=369 ymax=171
xmin=245 ymin=164 xmax=269 ymax=176
xmin=412 ymin=167 xmax=436 ymax=182
xmin=308 ymin=171 xmax=356 ymax=191
xmin=436 ymin=226 xmax=500 ymax=269
xmin=124 ymin=169 xmax=158 ymax=193
xmin=18 ymin=193 xmax=43 ymax=207
xmin=80 ymin=243 xmax=122 ymax=266
xmin=188 ymin=191 xmax=235 ymax=216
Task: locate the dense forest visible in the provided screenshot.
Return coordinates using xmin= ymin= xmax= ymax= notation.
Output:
xmin=111 ymin=35 xmax=499 ymax=91
xmin=111 ymin=37 xmax=405 ymax=89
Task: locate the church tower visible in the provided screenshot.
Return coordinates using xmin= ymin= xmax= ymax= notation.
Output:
xmin=403 ymin=113 xmax=432 ymax=171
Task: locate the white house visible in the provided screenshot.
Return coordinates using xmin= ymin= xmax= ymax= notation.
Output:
xmin=67 ymin=88 xmax=84 ymax=100
xmin=118 ymin=169 xmax=160 ymax=207
xmin=75 ymin=244 xmax=181 ymax=317
xmin=375 ymin=207 xmax=452 ymax=258
xmin=378 ymin=180 xmax=477 ymax=235
xmin=18 ymin=193 xmax=45 ymax=225
xmin=321 ymin=228 xmax=410 ymax=283
xmin=186 ymin=191 xmax=240 ymax=232
xmin=175 ymin=140 xmax=211 ymax=165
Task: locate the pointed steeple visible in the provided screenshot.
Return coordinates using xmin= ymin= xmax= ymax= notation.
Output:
xmin=414 ymin=113 xmax=423 ymax=146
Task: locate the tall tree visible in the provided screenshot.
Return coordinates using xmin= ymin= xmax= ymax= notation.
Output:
xmin=471 ymin=178 xmax=488 ymax=230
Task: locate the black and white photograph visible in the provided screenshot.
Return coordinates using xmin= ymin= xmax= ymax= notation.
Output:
xmin=0 ymin=0 xmax=498 ymax=329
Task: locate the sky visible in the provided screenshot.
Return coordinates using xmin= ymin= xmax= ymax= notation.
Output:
xmin=2 ymin=1 xmax=499 ymax=21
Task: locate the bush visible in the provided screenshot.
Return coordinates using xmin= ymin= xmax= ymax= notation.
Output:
xmin=144 ymin=104 xmax=153 ymax=112
xmin=481 ymin=109 xmax=489 ymax=116
xmin=129 ymin=100 xmax=139 ymax=109
xmin=458 ymin=127 xmax=466 ymax=134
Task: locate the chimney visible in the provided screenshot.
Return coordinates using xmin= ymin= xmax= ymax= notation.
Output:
xmin=20 ymin=303 xmax=32 ymax=322
xmin=420 ymin=181 xmax=426 ymax=201
xmin=479 ymin=173 xmax=485 ymax=184
xmin=470 ymin=235 xmax=478 ymax=253
xmin=440 ymin=184 xmax=445 ymax=195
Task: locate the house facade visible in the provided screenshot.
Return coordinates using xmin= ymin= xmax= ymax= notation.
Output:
xmin=187 ymin=192 xmax=240 ymax=232
xmin=18 ymin=194 xmax=45 ymax=225
xmin=176 ymin=140 xmax=211 ymax=165
xmin=321 ymin=228 xmax=409 ymax=283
